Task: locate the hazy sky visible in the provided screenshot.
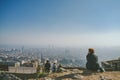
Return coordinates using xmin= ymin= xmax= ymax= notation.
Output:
xmin=0 ymin=0 xmax=120 ymax=47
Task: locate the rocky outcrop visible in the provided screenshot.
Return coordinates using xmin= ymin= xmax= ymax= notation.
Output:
xmin=101 ymin=58 xmax=120 ymax=71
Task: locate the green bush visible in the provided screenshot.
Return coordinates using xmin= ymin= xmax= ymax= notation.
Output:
xmin=37 ymin=72 xmax=47 ymax=78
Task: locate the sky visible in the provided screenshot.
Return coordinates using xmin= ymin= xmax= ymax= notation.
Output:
xmin=0 ymin=0 xmax=120 ymax=47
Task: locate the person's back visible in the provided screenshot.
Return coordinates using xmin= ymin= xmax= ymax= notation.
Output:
xmin=86 ymin=48 xmax=104 ymax=72
xmin=52 ymin=63 xmax=56 ymax=72
xmin=86 ymin=53 xmax=99 ymax=71
xmin=45 ymin=60 xmax=50 ymax=72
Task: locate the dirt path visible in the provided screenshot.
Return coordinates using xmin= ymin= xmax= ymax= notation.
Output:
xmin=31 ymin=69 xmax=120 ymax=80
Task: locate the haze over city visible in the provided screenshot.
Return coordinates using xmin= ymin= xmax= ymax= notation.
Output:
xmin=0 ymin=1 xmax=120 ymax=80
xmin=0 ymin=0 xmax=120 ymax=47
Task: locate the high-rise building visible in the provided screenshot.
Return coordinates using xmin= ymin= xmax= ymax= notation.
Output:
xmin=41 ymin=53 xmax=44 ymax=63
xmin=21 ymin=46 xmax=24 ymax=54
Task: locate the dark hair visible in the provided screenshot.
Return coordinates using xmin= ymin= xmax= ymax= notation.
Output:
xmin=47 ymin=60 xmax=49 ymax=63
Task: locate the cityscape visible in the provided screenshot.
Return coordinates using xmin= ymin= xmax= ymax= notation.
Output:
xmin=0 ymin=0 xmax=120 ymax=80
xmin=0 ymin=46 xmax=86 ymax=68
xmin=0 ymin=45 xmax=120 ymax=79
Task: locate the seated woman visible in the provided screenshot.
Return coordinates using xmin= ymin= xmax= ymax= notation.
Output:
xmin=86 ymin=48 xmax=104 ymax=72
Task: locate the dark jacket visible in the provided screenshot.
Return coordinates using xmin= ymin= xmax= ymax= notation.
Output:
xmin=45 ymin=62 xmax=50 ymax=72
xmin=86 ymin=53 xmax=100 ymax=71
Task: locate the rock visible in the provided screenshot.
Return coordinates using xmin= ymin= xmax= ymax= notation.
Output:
xmin=99 ymin=76 xmax=106 ymax=80
xmin=74 ymin=74 xmax=84 ymax=79
xmin=44 ymin=77 xmax=55 ymax=80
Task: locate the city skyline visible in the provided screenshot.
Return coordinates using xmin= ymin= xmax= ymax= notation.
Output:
xmin=0 ymin=0 xmax=120 ymax=47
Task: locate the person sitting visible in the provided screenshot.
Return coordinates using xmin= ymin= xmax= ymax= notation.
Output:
xmin=86 ymin=48 xmax=104 ymax=72
xmin=44 ymin=60 xmax=51 ymax=73
xmin=52 ymin=63 xmax=57 ymax=72
xmin=57 ymin=64 xmax=62 ymax=72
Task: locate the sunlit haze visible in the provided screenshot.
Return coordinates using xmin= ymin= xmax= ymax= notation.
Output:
xmin=0 ymin=0 xmax=120 ymax=47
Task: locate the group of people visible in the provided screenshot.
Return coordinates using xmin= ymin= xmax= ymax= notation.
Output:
xmin=44 ymin=60 xmax=62 ymax=73
xmin=44 ymin=48 xmax=104 ymax=73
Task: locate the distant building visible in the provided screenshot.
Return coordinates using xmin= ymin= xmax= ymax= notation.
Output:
xmin=15 ymin=62 xmax=20 ymax=68
xmin=21 ymin=60 xmax=26 ymax=65
xmin=0 ymin=61 xmax=16 ymax=66
xmin=0 ymin=65 xmax=8 ymax=71
xmin=0 ymin=61 xmax=15 ymax=71
xmin=31 ymin=59 xmax=39 ymax=68
xmin=21 ymin=46 xmax=24 ymax=54
xmin=9 ymin=67 xmax=36 ymax=73
xmin=41 ymin=53 xmax=44 ymax=63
